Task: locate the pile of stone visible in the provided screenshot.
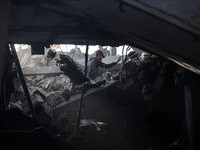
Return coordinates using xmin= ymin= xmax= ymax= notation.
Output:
xmin=11 ymin=74 xmax=73 ymax=119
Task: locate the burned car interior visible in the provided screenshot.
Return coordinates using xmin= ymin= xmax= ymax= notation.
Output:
xmin=0 ymin=0 xmax=200 ymax=150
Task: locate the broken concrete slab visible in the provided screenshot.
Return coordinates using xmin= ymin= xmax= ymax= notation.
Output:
xmin=53 ymin=80 xmax=117 ymax=110
xmin=22 ymin=66 xmax=63 ymax=76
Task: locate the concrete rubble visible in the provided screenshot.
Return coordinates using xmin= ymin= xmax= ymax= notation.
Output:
xmin=11 ymin=46 xmax=122 ymax=118
xmin=106 ymin=52 xmax=186 ymax=149
xmin=12 ymin=46 xmax=167 ymax=120
xmin=11 ymin=74 xmax=73 ymax=117
xmin=8 ymin=45 xmax=188 ymax=149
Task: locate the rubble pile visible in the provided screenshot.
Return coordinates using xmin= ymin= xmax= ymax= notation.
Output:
xmin=108 ymin=51 xmax=185 ymax=148
xmin=2 ymin=46 xmax=189 ymax=149
xmin=11 ymin=74 xmax=73 ymax=119
xmin=109 ymin=51 xmax=178 ymax=105
xmin=11 ymin=46 xmax=120 ymax=123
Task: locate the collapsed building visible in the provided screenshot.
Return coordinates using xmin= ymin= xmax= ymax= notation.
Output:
xmin=1 ymin=44 xmax=196 ymax=150
xmin=1 ymin=0 xmax=200 ymax=150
